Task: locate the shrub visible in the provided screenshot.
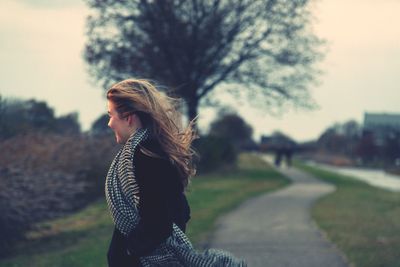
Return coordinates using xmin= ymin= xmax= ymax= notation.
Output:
xmin=0 ymin=168 xmax=90 ymax=255
xmin=209 ymin=112 xmax=254 ymax=151
xmin=193 ymin=135 xmax=237 ymax=173
xmin=0 ymin=132 xmax=118 ymax=253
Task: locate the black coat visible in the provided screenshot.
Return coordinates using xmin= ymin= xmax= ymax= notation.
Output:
xmin=107 ymin=138 xmax=191 ymax=267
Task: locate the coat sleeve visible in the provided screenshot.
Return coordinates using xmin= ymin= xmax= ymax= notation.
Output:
xmin=125 ymin=151 xmax=174 ymax=257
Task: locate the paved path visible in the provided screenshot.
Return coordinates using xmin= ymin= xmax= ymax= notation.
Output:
xmin=206 ymin=156 xmax=348 ymax=267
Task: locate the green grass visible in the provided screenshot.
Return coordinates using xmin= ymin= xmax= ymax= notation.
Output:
xmin=0 ymin=153 xmax=289 ymax=267
xmin=297 ymin=162 xmax=400 ymax=267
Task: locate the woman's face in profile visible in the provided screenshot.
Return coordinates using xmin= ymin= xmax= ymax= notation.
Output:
xmin=107 ymin=100 xmax=131 ymax=144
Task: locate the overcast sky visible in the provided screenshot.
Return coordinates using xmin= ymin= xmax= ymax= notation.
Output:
xmin=1 ymin=0 xmax=399 ymax=142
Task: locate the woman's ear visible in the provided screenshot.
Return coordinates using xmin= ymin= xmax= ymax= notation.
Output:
xmin=131 ymin=113 xmax=143 ymax=129
xmin=127 ymin=113 xmax=142 ymax=127
xmin=126 ymin=114 xmax=135 ymax=125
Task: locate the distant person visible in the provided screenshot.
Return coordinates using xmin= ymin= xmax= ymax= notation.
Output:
xmin=274 ymin=148 xmax=283 ymax=167
xmin=283 ymin=144 xmax=294 ymax=167
xmin=105 ymin=79 xmax=245 ymax=266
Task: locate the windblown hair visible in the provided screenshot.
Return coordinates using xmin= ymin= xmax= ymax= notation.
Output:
xmin=106 ymin=79 xmax=197 ymax=187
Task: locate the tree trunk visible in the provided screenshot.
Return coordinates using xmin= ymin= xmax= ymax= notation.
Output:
xmin=186 ymin=98 xmax=199 ymax=132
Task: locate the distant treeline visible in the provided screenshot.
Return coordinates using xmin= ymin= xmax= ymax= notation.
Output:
xmin=0 ymin=96 xmax=80 ymax=139
xmin=308 ymin=120 xmax=400 ymax=168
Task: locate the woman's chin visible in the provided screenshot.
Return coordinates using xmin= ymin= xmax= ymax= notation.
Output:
xmin=115 ymin=135 xmax=126 ymax=144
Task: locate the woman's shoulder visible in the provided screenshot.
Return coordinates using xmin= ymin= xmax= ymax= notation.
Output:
xmin=134 ymin=137 xmax=172 ymax=172
xmin=134 ymin=138 xmax=183 ymax=189
xmin=137 ymin=137 xmax=167 ymax=160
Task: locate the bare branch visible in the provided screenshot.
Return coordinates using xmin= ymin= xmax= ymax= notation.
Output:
xmin=84 ymin=0 xmax=324 ymax=120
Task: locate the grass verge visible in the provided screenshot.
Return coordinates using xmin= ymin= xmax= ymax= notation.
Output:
xmin=0 ymin=153 xmax=289 ymax=267
xmin=297 ymin=162 xmax=400 ymax=267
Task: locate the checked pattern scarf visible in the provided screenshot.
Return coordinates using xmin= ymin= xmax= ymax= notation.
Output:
xmin=105 ymin=128 xmax=247 ymax=266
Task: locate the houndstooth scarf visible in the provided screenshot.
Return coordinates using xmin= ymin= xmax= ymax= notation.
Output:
xmin=105 ymin=128 xmax=247 ymax=267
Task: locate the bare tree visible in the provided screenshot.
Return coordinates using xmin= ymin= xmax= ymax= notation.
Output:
xmin=85 ymin=0 xmax=323 ymax=121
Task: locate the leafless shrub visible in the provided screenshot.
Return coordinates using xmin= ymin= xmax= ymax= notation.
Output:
xmin=0 ymin=132 xmax=119 ymax=253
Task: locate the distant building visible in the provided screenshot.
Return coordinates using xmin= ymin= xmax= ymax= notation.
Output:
xmin=363 ymin=112 xmax=400 ymax=146
xmin=364 ymin=113 xmax=400 ymax=130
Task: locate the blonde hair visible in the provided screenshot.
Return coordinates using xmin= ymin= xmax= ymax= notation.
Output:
xmin=107 ymin=79 xmax=197 ymax=187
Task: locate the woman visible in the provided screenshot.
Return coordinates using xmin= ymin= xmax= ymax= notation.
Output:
xmin=105 ymin=79 xmax=245 ymax=266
